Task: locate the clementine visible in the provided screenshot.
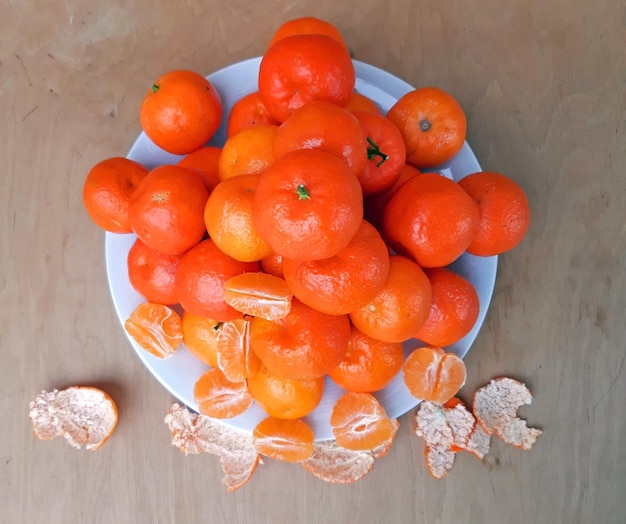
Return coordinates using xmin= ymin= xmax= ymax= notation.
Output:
xmin=273 ymin=100 xmax=368 ymax=177
xmin=204 ymin=173 xmax=273 ymax=262
xmin=140 ymin=70 xmax=222 ymax=155
xmin=249 ymin=297 xmax=350 ymax=380
xmin=387 ymin=86 xmax=466 ymax=168
xmin=177 ymin=146 xmax=222 ymax=193
xmin=226 ymin=91 xmax=280 ymax=137
xmin=174 ymin=239 xmax=259 ymax=321
xmin=258 ymin=34 xmax=355 ymax=122
xmin=382 ymin=173 xmax=480 ymax=268
xmin=252 ymin=149 xmax=363 ymax=261
xmin=247 ymin=363 xmax=324 ymax=420
xmin=128 ymin=165 xmax=209 ymax=255
xmin=127 ymin=237 xmax=182 ymax=305
xmin=82 ymin=157 xmax=148 ymax=233
xmin=282 ymin=220 xmax=390 ymax=315
xmin=328 ymin=325 xmax=404 ymax=393
xmin=415 ymin=267 xmax=480 ymax=347
xmin=457 ymin=171 xmax=531 ymax=256
xmin=349 ymin=255 xmax=432 ymax=343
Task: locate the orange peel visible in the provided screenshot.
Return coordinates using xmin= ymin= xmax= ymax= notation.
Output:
xmin=300 ymin=440 xmax=376 ymax=484
xmin=473 ymin=377 xmax=542 ymax=450
xmin=164 ymin=403 xmax=261 ymax=492
xmin=29 ymin=386 xmax=118 ymax=451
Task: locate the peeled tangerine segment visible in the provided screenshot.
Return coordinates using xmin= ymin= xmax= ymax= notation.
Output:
xmin=252 ymin=417 xmax=315 ymax=463
xmin=403 ymin=347 xmax=467 ymax=403
xmin=472 ymin=377 xmax=542 ymax=450
xmin=330 ymin=392 xmax=396 ymax=451
xmin=124 ymin=302 xmax=183 ymax=358
xmin=193 ymin=367 xmax=253 ymax=419
xmin=224 ymin=272 xmax=292 ymax=321
xmin=164 ymin=403 xmax=261 ymax=492
xmin=216 ymin=318 xmax=260 ymax=382
xmin=29 ymin=387 xmax=118 ymax=451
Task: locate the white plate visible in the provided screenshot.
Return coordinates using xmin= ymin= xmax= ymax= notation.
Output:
xmin=105 ymin=57 xmax=497 ymax=441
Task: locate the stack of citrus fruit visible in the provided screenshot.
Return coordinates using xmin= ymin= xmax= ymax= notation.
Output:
xmin=82 ymin=16 xmax=530 ymax=464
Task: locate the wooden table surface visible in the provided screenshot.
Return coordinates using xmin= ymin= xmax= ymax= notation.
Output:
xmin=3 ymin=1 xmax=625 ymax=523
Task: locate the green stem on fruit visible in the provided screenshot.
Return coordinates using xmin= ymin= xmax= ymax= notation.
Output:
xmin=151 ymin=83 xmax=160 ymax=93
xmin=296 ymin=184 xmax=311 ymax=200
xmin=367 ymin=137 xmax=388 ymax=167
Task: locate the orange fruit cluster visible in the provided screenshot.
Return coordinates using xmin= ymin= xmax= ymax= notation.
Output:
xmin=81 ymin=16 xmax=532 ymax=463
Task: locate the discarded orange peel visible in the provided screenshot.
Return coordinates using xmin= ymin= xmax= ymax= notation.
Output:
xmin=29 ymin=387 xmax=118 ymax=451
xmin=301 ymin=418 xmax=399 ymax=484
xmin=415 ymin=398 xmax=493 ymax=478
xmin=473 ymin=377 xmax=542 ymax=450
xmin=164 ymin=403 xmax=261 ymax=492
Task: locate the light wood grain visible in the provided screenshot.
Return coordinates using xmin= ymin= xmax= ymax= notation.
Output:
xmin=2 ymin=1 xmax=625 ymax=523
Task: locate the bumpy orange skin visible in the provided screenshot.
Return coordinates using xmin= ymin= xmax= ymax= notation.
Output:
xmin=252 ymin=149 xmax=363 ymax=262
xmin=382 ymin=173 xmax=480 ymax=268
xmin=458 ymin=171 xmax=531 ymax=256
xmin=128 ymin=165 xmax=209 ymax=256
xmin=387 ymin=86 xmax=466 ymax=169
xmin=82 ymin=157 xmax=148 ymax=233
xmin=282 ymin=220 xmax=390 ymax=315
xmin=140 ymin=70 xmax=222 ymax=155
xmin=250 ymin=298 xmax=350 ymax=380
xmin=174 ymin=239 xmax=259 ymax=321
xmin=258 ymin=34 xmax=355 ymax=123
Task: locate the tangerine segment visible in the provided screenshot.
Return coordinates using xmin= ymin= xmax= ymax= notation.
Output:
xmin=371 ymin=418 xmax=400 ymax=459
xmin=247 ymin=364 xmax=324 ymax=420
xmin=29 ymin=387 xmax=118 ymax=451
xmin=403 ymin=347 xmax=466 ymax=403
xmin=217 ymin=318 xmax=261 ymax=380
xmin=300 ymin=441 xmax=375 ymax=484
xmin=164 ymin=403 xmax=261 ymax=492
xmin=193 ymin=368 xmax=253 ymax=419
xmin=252 ymin=417 xmax=314 ymax=462
xmin=330 ymin=392 xmax=395 ymax=451
xmin=224 ymin=272 xmax=292 ymax=321
xmin=216 ymin=319 xmax=249 ymax=383
xmin=124 ymin=303 xmax=183 ymax=359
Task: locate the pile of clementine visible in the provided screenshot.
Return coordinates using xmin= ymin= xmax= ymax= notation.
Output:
xmin=82 ymin=16 xmax=531 ymax=464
